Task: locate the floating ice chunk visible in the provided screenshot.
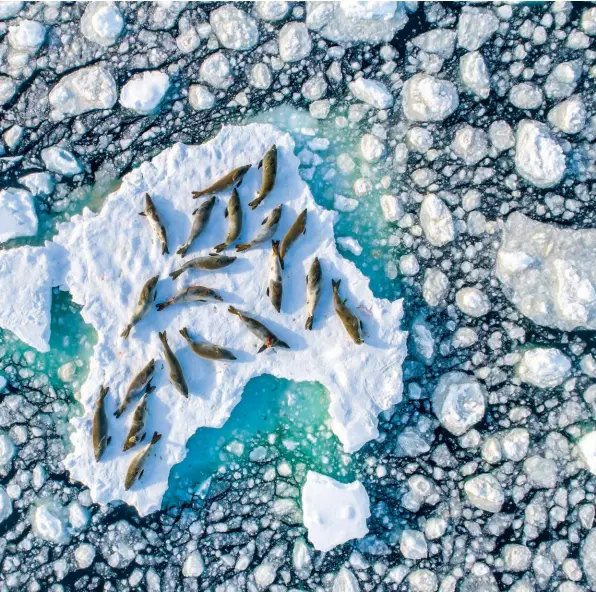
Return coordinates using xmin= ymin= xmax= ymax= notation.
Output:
xmin=400 ymin=254 xmax=419 ymax=276
xmin=583 ymin=529 xmax=596 ymax=590
xmin=338 ymin=237 xmax=363 ymax=256
xmin=307 ymin=1 xmax=409 ymax=43
xmin=360 ymin=133 xmax=385 ymax=162
xmin=256 ymin=1 xmax=289 ymax=21
xmin=0 ymin=486 xmax=12 ymax=524
xmin=333 ymin=567 xmax=360 ymax=592
xmin=497 ymin=213 xmax=596 ymax=331
xmin=459 ymin=51 xmax=490 ymax=99
xmin=41 ymin=146 xmax=83 ymax=177
xmin=402 ymin=74 xmax=459 ymax=122
xmin=80 ymin=1 xmax=124 ymax=47
xmin=489 ymin=120 xmax=514 ymax=152
xmin=578 ymin=431 xmax=596 ymax=476
xmin=349 ymin=77 xmax=394 ymax=109
xmin=302 ymin=471 xmax=370 ymax=552
xmin=8 ymin=19 xmax=46 ymax=52
xmin=432 ymin=371 xmax=486 ymax=436
xmin=0 ymin=76 xmax=16 ymax=106
xmin=457 ymin=7 xmax=499 ymax=51
xmin=0 ymin=2 xmax=23 ymax=20
xmin=3 ymin=124 xmax=22 ymax=150
xmin=419 ymin=194 xmax=454 ymax=247
xmin=74 ymin=544 xmax=96 ymax=569
xmin=32 ymin=499 xmax=71 ymax=544
xmin=0 ymin=188 xmax=37 ymax=243
xmin=120 ymin=71 xmax=170 ymax=115
xmin=279 ymin=22 xmax=312 ymax=62
xmin=407 ymin=127 xmax=433 ymax=153
xmin=310 ymin=99 xmax=330 ymax=119
xmin=19 ymin=172 xmax=55 ymax=196
xmin=582 ymin=7 xmax=596 ymax=35
xmin=400 ymin=529 xmax=428 ymax=560
xmin=423 ymin=268 xmax=449 ymax=306
xmin=49 ymin=65 xmax=118 ymax=119
xmin=509 ymin=83 xmax=543 ymax=110
xmin=50 ymin=124 xmax=406 ymax=515
xmin=547 ymin=95 xmax=586 ymax=134
xmin=464 ymin=474 xmax=504 ymax=513
xmin=515 ymin=120 xmax=566 ymax=188
xmin=452 ymin=125 xmax=488 ymax=165
xmin=502 ymin=545 xmax=532 ymax=572
xmin=210 ymin=5 xmax=258 ymax=51
xmin=182 ymin=551 xmax=205 ymax=577
xmin=334 ymin=194 xmax=359 ymax=212
xmin=456 ymin=287 xmax=490 ymax=318
xmin=452 ymin=327 xmax=478 ymax=349
xmin=188 ymin=84 xmax=215 ymax=111
xmin=302 ymin=75 xmax=327 ymax=101
xmin=0 ymin=434 xmax=15 ymax=465
xmin=517 ymin=348 xmax=571 ymax=388
xmin=523 ymin=455 xmax=558 ymax=489
xmin=0 ymin=247 xmax=54 ymax=352
xmin=545 ymin=60 xmax=581 ymax=100
xmin=200 ymin=52 xmax=233 ymax=90
xmin=250 ymin=63 xmax=272 ymax=90
xmin=413 ymin=29 xmax=456 ymax=59
xmin=380 ymin=194 xmax=403 ymax=222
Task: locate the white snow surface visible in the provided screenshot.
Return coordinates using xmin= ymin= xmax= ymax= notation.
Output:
xmin=40 ymin=124 xmax=407 ymax=515
xmin=0 ymin=247 xmax=54 ymax=352
xmin=0 ymin=188 xmax=38 ymax=243
xmin=302 ymin=470 xmax=370 ymax=552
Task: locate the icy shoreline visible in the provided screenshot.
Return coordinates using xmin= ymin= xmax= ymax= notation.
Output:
xmin=1 ymin=124 xmax=406 ymax=515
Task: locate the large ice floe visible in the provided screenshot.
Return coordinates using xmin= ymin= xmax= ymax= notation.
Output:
xmin=0 ymin=124 xmax=406 ymax=515
xmin=496 ymin=212 xmax=596 ymax=332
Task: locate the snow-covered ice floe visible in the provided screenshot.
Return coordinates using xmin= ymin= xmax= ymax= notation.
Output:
xmin=0 ymin=124 xmax=405 ymax=515
xmin=0 ymin=187 xmax=38 ymax=242
xmin=496 ymin=212 xmax=596 ymax=332
xmin=301 ymin=470 xmax=370 ymax=552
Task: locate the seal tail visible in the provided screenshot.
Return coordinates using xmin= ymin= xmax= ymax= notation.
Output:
xmin=332 ymin=279 xmax=341 ymax=292
xmin=235 ymin=243 xmax=251 ymax=252
xmin=155 ymin=301 xmax=169 ymax=312
xmin=248 ymin=195 xmax=261 ymax=210
xmin=121 ymin=325 xmax=132 ymax=339
xmin=162 ymin=244 xmax=169 ymax=255
xmin=169 ymin=268 xmax=183 ymax=280
xmin=228 ymin=306 xmax=241 ymax=317
xmin=192 ymin=190 xmax=207 ymax=199
xmin=114 ymin=406 xmax=123 ymax=418
xmin=151 ymin=432 xmax=162 ymax=445
xmin=176 ymin=245 xmax=188 ymax=257
xmin=179 ymin=327 xmax=190 ymax=341
xmin=99 ymin=385 xmax=110 ymax=400
xmin=213 ymin=242 xmax=226 ymax=253
xmin=158 ymin=331 xmax=167 ymax=345
xmin=305 ymin=315 xmax=314 ymax=330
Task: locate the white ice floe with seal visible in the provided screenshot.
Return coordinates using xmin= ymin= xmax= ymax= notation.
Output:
xmin=49 ymin=65 xmax=118 ymax=120
xmin=0 ymin=188 xmax=38 ymax=243
xmin=301 ymin=470 xmax=370 ymax=552
xmin=0 ymin=124 xmax=406 ymax=516
xmin=119 ymin=71 xmax=170 ymax=115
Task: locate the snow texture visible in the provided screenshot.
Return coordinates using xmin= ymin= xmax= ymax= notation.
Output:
xmin=0 ymin=188 xmax=38 ymax=243
xmin=31 ymin=123 xmax=407 ymax=515
xmin=302 ymin=470 xmax=370 ymax=552
xmin=0 ymin=247 xmax=54 ymax=352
